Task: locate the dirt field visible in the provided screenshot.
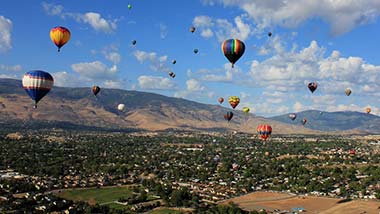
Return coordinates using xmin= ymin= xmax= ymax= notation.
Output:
xmin=222 ymin=191 xmax=380 ymax=214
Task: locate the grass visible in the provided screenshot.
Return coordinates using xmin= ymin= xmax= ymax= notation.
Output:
xmin=56 ymin=186 xmax=133 ymax=209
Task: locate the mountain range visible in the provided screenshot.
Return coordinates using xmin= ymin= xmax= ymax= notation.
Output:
xmin=0 ymin=78 xmax=377 ymax=134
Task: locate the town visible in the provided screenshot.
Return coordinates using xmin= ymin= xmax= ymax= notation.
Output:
xmin=1 ymin=130 xmax=380 ymax=213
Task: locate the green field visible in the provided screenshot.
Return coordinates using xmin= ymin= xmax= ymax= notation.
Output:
xmin=56 ymin=186 xmax=133 ymax=209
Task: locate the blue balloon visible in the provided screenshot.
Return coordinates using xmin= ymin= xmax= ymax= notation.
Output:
xmin=22 ymin=70 xmax=54 ymax=108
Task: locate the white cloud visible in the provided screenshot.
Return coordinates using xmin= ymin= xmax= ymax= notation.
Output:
xmin=0 ymin=15 xmax=12 ymax=53
xmin=0 ymin=64 xmax=21 ymax=72
xmin=133 ymin=50 xmax=170 ymax=73
xmin=42 ymin=2 xmax=117 ymax=33
xmin=138 ymin=75 xmax=176 ymax=90
xmin=201 ymin=0 xmax=380 ymax=35
xmin=105 ymin=52 xmax=121 ymax=64
xmin=104 ymin=80 xmax=123 ymax=89
xmin=159 ymin=23 xmax=168 ymax=39
xmin=0 ymin=74 xmax=17 ymax=79
xmin=52 ymin=71 xmax=82 ymax=87
xmin=186 ymin=79 xmax=206 ymax=91
xmin=71 ymin=61 xmax=118 ymax=79
xmin=192 ymin=15 xmax=252 ymax=41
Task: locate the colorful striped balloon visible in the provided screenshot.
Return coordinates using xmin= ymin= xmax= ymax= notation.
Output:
xmin=221 ymin=39 xmax=245 ymax=68
xmin=50 ymin=26 xmax=71 ymax=52
xmin=257 ymin=124 xmax=272 ymax=140
xmin=22 ymin=70 xmax=54 ymax=108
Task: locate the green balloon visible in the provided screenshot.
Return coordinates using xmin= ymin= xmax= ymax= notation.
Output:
xmin=128 ymin=4 xmax=132 ymax=9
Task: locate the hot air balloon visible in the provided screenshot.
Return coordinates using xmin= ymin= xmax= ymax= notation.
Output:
xmin=172 ymin=60 xmax=176 ymax=64
xmin=128 ymin=4 xmax=132 ymax=9
xmin=50 ymin=26 xmax=71 ymax=52
xmin=289 ymin=113 xmax=297 ymax=121
xmin=132 ymin=40 xmax=137 ymax=45
xmin=22 ymin=70 xmax=54 ymax=108
xmin=221 ymin=39 xmax=245 ymax=68
xmin=118 ymin=104 xmax=125 ymax=111
xmin=92 ymin=86 xmax=100 ymax=96
xmin=366 ymin=107 xmax=371 ymax=114
xmin=190 ymin=26 xmax=196 ymax=33
xmin=228 ymin=96 xmax=240 ymax=109
xmin=257 ymin=124 xmax=272 ymax=140
xmin=308 ymin=82 xmax=318 ymax=93
xmin=302 ymin=118 xmax=307 ymax=125
xmin=194 ymin=49 xmax=198 ymax=54
xmin=224 ymin=111 xmax=233 ymax=122
xmin=345 ymin=88 xmax=352 ymax=96
xmin=268 ymin=32 xmax=272 ymax=37
xmin=169 ymin=71 xmax=176 ymax=78
xmin=242 ymin=107 xmax=250 ymax=114
xmin=218 ymin=97 xmax=224 ymax=104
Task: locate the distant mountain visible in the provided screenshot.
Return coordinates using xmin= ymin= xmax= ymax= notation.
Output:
xmin=270 ymin=110 xmax=380 ymax=133
xmin=0 ymin=78 xmax=318 ymax=134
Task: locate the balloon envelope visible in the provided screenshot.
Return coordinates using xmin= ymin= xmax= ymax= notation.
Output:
xmin=50 ymin=26 xmax=70 ymax=52
xmin=92 ymin=86 xmax=100 ymax=96
xmin=242 ymin=107 xmax=250 ymax=113
xmin=118 ymin=104 xmax=125 ymax=111
xmin=257 ymin=124 xmax=272 ymax=140
xmin=302 ymin=118 xmax=307 ymax=125
xmin=224 ymin=111 xmax=234 ymax=122
xmin=228 ymin=96 xmax=240 ymax=109
xmin=289 ymin=113 xmax=297 ymax=121
xmin=132 ymin=40 xmax=137 ymax=45
xmin=194 ymin=49 xmax=198 ymax=54
xmin=22 ymin=70 xmax=54 ymax=108
xmin=345 ymin=88 xmax=352 ymax=96
xmin=218 ymin=97 xmax=224 ymax=104
xmin=190 ymin=26 xmax=196 ymax=33
xmin=308 ymin=82 xmax=318 ymax=93
xmin=366 ymin=107 xmax=371 ymax=114
xmin=221 ymin=39 xmax=245 ymax=68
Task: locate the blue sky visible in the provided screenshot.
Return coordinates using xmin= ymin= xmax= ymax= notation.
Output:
xmin=1 ymin=0 xmax=380 ymax=116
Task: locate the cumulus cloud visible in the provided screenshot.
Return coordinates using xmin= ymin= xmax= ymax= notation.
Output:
xmin=0 ymin=15 xmax=12 ymax=53
xmin=101 ymin=45 xmax=121 ymax=64
xmin=133 ymin=50 xmax=170 ymax=73
xmin=42 ymin=2 xmax=117 ymax=33
xmin=201 ymin=0 xmax=380 ymax=35
xmin=138 ymin=75 xmax=177 ymax=90
xmin=71 ymin=61 xmax=118 ymax=79
xmin=186 ymin=79 xmax=206 ymax=91
xmin=192 ymin=15 xmax=252 ymax=41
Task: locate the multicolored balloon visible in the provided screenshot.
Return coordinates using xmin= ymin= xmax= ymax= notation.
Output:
xmin=228 ymin=96 xmax=240 ymax=109
xmin=22 ymin=70 xmax=54 ymax=108
xmin=242 ymin=107 xmax=250 ymax=114
xmin=345 ymin=88 xmax=352 ymax=96
xmin=224 ymin=111 xmax=233 ymax=122
xmin=308 ymin=82 xmax=318 ymax=93
xmin=366 ymin=107 xmax=371 ymax=114
xmin=221 ymin=39 xmax=245 ymax=68
xmin=257 ymin=124 xmax=272 ymax=140
xmin=92 ymin=86 xmax=100 ymax=96
xmin=302 ymin=118 xmax=307 ymax=125
xmin=218 ymin=97 xmax=224 ymax=104
xmin=50 ymin=26 xmax=71 ymax=52
xmin=289 ymin=113 xmax=297 ymax=121
xmin=190 ymin=26 xmax=196 ymax=33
